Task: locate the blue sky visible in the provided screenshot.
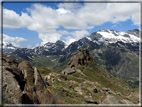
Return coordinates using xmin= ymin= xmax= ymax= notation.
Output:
xmin=2 ymin=2 xmax=140 ymax=48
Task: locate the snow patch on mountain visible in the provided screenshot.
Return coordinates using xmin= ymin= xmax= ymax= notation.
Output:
xmin=2 ymin=41 xmax=17 ymax=49
xmin=97 ymin=30 xmax=140 ymax=44
xmin=86 ymin=37 xmax=92 ymax=41
xmin=93 ymin=40 xmax=101 ymax=45
xmin=64 ymin=45 xmax=69 ymax=49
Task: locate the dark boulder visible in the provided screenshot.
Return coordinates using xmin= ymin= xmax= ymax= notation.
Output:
xmin=93 ymin=88 xmax=98 ymax=93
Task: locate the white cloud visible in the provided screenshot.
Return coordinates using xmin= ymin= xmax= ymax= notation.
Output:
xmin=3 ymin=3 xmax=140 ymax=45
xmin=26 ymin=3 xmax=140 ymax=32
xmin=71 ymin=30 xmax=89 ymax=40
xmin=26 ymin=3 xmax=92 ymax=31
xmin=58 ymin=30 xmax=69 ymax=35
xmin=131 ymin=12 xmax=140 ymax=25
xmin=39 ymin=32 xmax=62 ymax=45
xmin=3 ymin=9 xmax=34 ymax=28
xmin=3 ymin=3 xmax=140 ymax=30
xmin=56 ymin=7 xmax=71 ymax=14
xmin=27 ymin=45 xmax=32 ymax=49
xmin=34 ymin=43 xmax=39 ymax=47
xmin=26 ymin=4 xmax=61 ymax=32
xmin=110 ymin=3 xmax=140 ymax=24
xmin=63 ymin=30 xmax=89 ymax=45
xmin=27 ymin=43 xmax=39 ymax=49
xmin=63 ymin=36 xmax=76 ymax=45
xmin=57 ymin=3 xmax=83 ymax=13
xmin=77 ymin=3 xmax=140 ymax=26
xmin=3 ymin=34 xmax=27 ymax=47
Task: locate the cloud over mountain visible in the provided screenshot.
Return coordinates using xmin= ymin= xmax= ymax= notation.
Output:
xmin=3 ymin=3 xmax=140 ymax=46
xmin=3 ymin=34 xmax=27 ymax=47
xmin=63 ymin=30 xmax=89 ymax=45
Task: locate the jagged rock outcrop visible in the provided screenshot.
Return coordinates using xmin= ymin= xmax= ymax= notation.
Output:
xmin=68 ymin=49 xmax=94 ymax=68
xmin=18 ymin=61 xmax=35 ymax=104
xmin=33 ymin=67 xmax=56 ymax=104
xmin=62 ymin=49 xmax=95 ymax=74
xmin=2 ymin=54 xmax=57 ymax=104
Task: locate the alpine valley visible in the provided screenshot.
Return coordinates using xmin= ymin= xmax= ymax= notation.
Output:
xmin=2 ymin=29 xmax=141 ymax=89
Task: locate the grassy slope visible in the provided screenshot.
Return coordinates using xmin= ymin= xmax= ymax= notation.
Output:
xmin=36 ymin=58 xmax=136 ymax=104
xmin=31 ymin=55 xmax=60 ymax=68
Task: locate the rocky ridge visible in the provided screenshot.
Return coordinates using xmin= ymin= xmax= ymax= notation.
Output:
xmin=40 ymin=49 xmax=139 ymax=104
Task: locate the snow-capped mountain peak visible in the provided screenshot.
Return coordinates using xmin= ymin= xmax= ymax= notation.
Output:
xmin=90 ymin=29 xmax=140 ymax=45
xmin=2 ymin=41 xmax=16 ymax=49
xmin=1 ymin=41 xmax=18 ymax=55
xmin=2 ymin=29 xmax=140 ymax=57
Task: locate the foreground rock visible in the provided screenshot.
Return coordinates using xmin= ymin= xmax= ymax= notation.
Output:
xmin=33 ymin=67 xmax=56 ymax=104
xmin=3 ymin=54 xmax=23 ymax=104
xmin=2 ymin=54 xmax=57 ymax=104
xmin=3 ymin=68 xmax=23 ymax=104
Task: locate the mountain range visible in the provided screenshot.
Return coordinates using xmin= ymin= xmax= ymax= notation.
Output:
xmin=2 ymin=48 xmax=139 ymax=104
xmin=2 ymin=29 xmax=141 ymax=88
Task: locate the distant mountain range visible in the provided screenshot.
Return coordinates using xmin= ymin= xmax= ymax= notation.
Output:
xmin=2 ymin=29 xmax=141 ymax=88
xmin=2 ymin=29 xmax=140 ymax=56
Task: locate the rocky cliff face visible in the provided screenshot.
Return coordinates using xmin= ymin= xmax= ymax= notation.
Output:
xmin=68 ymin=49 xmax=94 ymax=68
xmin=2 ymin=54 xmax=57 ymax=104
xmin=62 ymin=49 xmax=95 ymax=75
